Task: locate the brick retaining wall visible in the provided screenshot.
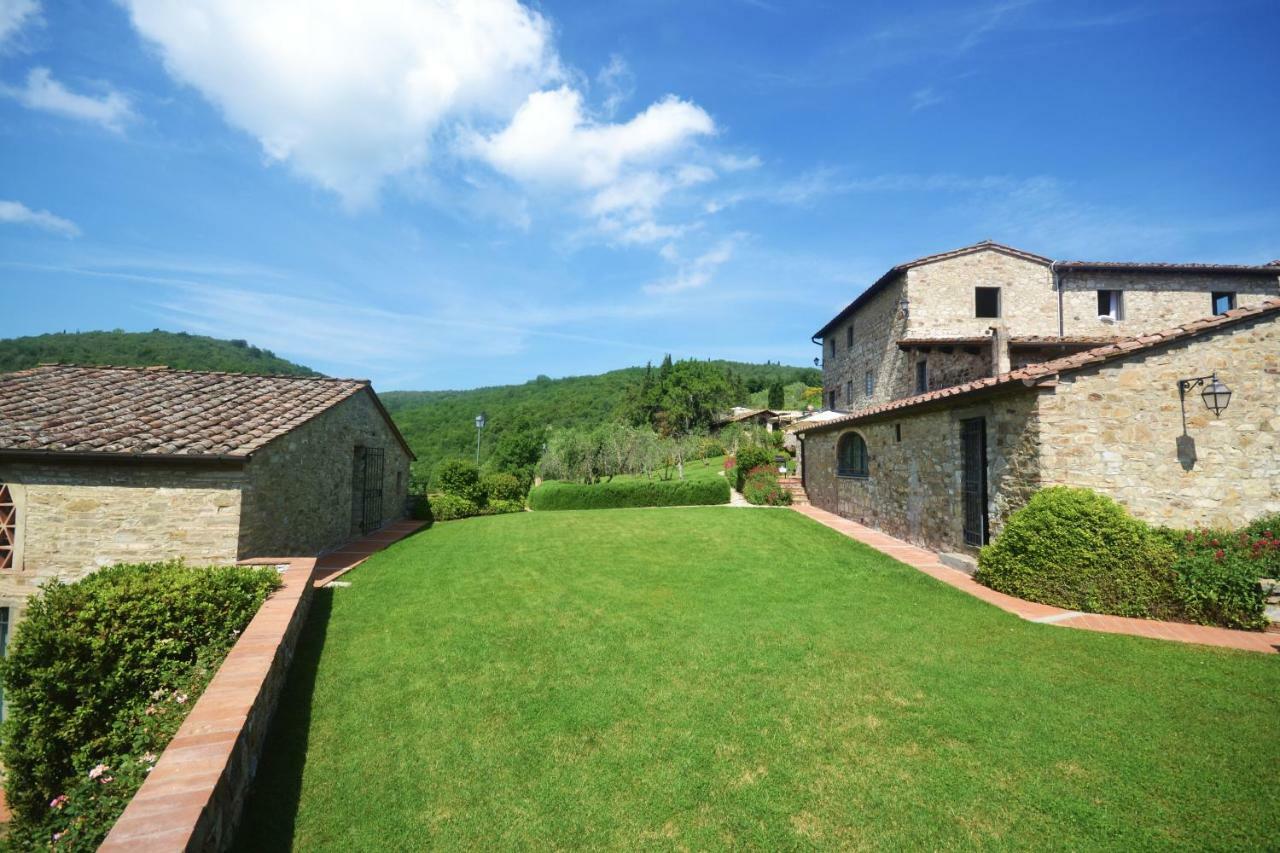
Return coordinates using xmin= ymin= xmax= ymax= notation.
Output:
xmin=100 ymin=557 xmax=316 ymax=851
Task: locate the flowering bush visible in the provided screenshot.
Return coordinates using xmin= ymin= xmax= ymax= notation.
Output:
xmin=742 ymin=466 xmax=792 ymax=506
xmin=1158 ymin=526 xmax=1272 ymax=629
xmin=0 ymin=561 xmax=280 ymax=850
xmin=730 ymin=446 xmax=775 ymax=491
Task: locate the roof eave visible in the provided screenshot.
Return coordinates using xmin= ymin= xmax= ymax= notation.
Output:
xmin=0 ymin=448 xmax=249 ymax=466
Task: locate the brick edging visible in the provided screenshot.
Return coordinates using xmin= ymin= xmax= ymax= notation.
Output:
xmin=100 ymin=557 xmax=317 ymax=851
xmin=791 ymin=504 xmax=1280 ymax=655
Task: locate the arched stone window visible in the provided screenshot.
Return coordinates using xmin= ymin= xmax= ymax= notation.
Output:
xmin=836 ymin=432 xmax=869 ymax=479
xmin=0 ymin=484 xmax=15 ymax=570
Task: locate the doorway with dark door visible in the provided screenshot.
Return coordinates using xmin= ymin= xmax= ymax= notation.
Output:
xmin=351 ymin=446 xmax=386 ymax=537
xmin=960 ymin=417 xmax=988 ymax=547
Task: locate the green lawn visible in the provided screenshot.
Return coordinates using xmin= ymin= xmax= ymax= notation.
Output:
xmin=609 ymin=454 xmax=732 ymax=483
xmin=236 ymin=509 xmax=1280 ymax=850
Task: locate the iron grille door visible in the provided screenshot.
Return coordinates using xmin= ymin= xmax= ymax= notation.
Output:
xmin=960 ymin=418 xmax=988 ymax=547
xmin=362 ymin=448 xmax=385 ymax=535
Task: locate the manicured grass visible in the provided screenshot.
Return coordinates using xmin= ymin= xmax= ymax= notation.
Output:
xmin=609 ymin=454 xmax=732 ymax=483
xmin=236 ymin=509 xmax=1280 ymax=850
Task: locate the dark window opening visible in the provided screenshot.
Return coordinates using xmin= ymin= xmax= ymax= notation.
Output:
xmin=829 ymin=338 xmax=837 ymax=357
xmin=1212 ymin=292 xmax=1236 ymax=315
xmin=844 ymin=380 xmax=852 ymax=405
xmin=864 ymin=371 xmax=874 ymax=397
xmin=0 ymin=606 xmax=8 ymax=718
xmin=895 ymin=424 xmax=902 ymax=443
xmin=0 ymin=484 xmax=14 ymax=571
xmin=974 ymin=287 xmax=1001 ymax=318
xmin=915 ymin=360 xmax=928 ymax=394
xmin=837 ymin=432 xmax=869 ymax=478
xmin=846 ymin=325 xmax=854 ymax=350
xmin=827 ymin=390 xmax=836 ymax=409
xmin=1097 ymin=289 xmax=1123 ymax=320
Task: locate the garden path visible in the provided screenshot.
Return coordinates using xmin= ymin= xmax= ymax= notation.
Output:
xmin=791 ymin=503 xmax=1280 ymax=655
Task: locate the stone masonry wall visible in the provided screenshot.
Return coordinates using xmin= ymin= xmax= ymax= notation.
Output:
xmin=237 ymin=389 xmax=412 ymax=558
xmin=0 ymin=461 xmax=244 ymax=614
xmin=821 ymin=275 xmax=911 ymax=410
xmin=1037 ymin=312 xmax=1280 ymax=530
xmin=801 ymin=389 xmax=1041 ymax=553
xmin=1059 ymin=270 xmax=1279 ymax=338
xmin=907 ymin=248 xmax=1058 ymax=339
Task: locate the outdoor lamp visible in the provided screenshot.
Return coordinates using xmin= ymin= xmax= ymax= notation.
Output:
xmin=1177 ymin=373 xmax=1232 ymax=435
xmin=1200 ymin=375 xmax=1232 ymax=417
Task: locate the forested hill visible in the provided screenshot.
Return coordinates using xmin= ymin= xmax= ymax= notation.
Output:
xmin=381 ymin=360 xmax=821 ymax=476
xmin=0 ymin=330 xmax=319 ymax=376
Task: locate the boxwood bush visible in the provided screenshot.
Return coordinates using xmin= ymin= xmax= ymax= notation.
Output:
xmin=528 ymin=477 xmax=730 ymax=511
xmin=0 ymin=561 xmax=281 ymax=850
xmin=976 ymin=487 xmax=1270 ymax=629
xmin=430 ymin=493 xmax=479 ymax=521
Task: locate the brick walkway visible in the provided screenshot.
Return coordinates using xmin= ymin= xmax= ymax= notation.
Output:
xmin=312 ymin=519 xmax=429 ymax=588
xmin=791 ymin=503 xmax=1280 ymax=655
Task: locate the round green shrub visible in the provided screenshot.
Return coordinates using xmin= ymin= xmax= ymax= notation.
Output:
xmin=408 ymin=494 xmax=433 ymax=523
xmin=732 ymin=446 xmax=774 ymax=491
xmin=435 ymin=459 xmax=486 ymax=505
xmin=0 ymin=562 xmax=280 ymax=847
xmin=481 ymin=472 xmax=524 ymax=503
xmin=430 ymin=493 xmax=479 ymax=521
xmin=974 ymin=487 xmax=1179 ymax=619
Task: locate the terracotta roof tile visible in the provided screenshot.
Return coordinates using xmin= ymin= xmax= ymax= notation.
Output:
xmin=796 ymin=298 xmax=1280 ymax=435
xmin=0 ymin=365 xmax=374 ymax=459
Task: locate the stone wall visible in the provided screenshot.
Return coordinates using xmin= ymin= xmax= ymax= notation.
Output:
xmin=237 ymin=389 xmax=412 ymax=558
xmin=907 ymin=248 xmax=1058 ymax=338
xmin=801 ymin=389 xmax=1041 ymax=553
xmin=0 ymin=460 xmax=244 ymax=611
xmin=1037 ymin=311 xmax=1280 ymax=530
xmin=821 ymin=274 xmax=912 ymax=410
xmin=1059 ymin=270 xmax=1279 ymax=338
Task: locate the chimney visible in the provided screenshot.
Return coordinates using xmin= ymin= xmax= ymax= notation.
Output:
xmin=989 ymin=326 xmax=1010 ymax=376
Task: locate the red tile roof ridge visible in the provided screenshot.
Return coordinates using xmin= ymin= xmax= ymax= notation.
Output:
xmin=796 ymin=298 xmax=1280 ymax=433
xmin=12 ymin=362 xmax=370 ymax=384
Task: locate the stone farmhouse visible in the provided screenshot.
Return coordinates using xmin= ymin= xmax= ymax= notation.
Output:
xmin=0 ymin=364 xmax=414 ymax=627
xmin=794 ymin=241 xmax=1280 ymax=556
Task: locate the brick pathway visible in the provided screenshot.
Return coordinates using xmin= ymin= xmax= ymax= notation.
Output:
xmin=791 ymin=503 xmax=1280 ymax=655
xmin=312 ymin=519 xmax=429 ymax=588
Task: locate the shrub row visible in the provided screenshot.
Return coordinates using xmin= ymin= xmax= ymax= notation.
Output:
xmin=0 ymin=562 xmax=281 ymax=850
xmin=975 ymin=487 xmax=1272 ymax=630
xmin=527 ymin=476 xmax=730 ymax=511
xmin=431 ymin=494 xmax=525 ymax=521
xmin=423 ymin=460 xmax=527 ymax=522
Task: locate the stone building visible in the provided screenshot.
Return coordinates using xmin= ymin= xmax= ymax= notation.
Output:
xmin=796 ymin=241 xmax=1280 ymax=555
xmin=0 ymin=364 xmax=414 ymax=627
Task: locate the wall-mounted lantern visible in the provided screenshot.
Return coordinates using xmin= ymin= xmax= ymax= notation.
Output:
xmin=1177 ymin=373 xmax=1232 ymax=435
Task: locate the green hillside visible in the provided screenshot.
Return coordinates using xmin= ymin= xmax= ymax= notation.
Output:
xmin=382 ymin=360 xmax=820 ymax=476
xmin=0 ymin=330 xmax=319 ymax=376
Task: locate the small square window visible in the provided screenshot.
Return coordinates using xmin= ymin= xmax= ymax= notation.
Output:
xmin=975 ymin=287 xmax=1001 ymax=318
xmin=1097 ymin=289 xmax=1123 ymax=320
xmin=916 ymin=360 xmax=928 ymax=394
xmin=1212 ymin=292 xmax=1236 ymax=315
xmin=864 ymin=371 xmax=874 ymax=397
xmin=846 ymin=325 xmax=854 ymax=350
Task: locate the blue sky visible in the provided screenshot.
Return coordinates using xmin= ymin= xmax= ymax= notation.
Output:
xmin=1 ymin=0 xmax=1277 ymax=390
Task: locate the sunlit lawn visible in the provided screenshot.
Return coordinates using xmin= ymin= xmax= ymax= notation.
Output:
xmin=236 ymin=508 xmax=1280 ymax=850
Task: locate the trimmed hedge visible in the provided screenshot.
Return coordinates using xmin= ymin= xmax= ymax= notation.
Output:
xmin=976 ymin=487 xmax=1269 ymax=628
xmin=0 ymin=562 xmax=281 ymax=850
xmin=528 ymin=477 xmax=730 ymax=511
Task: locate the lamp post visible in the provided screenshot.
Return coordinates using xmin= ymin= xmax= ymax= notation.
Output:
xmin=1177 ymin=373 xmax=1232 ymax=435
xmin=474 ymin=413 xmax=487 ymax=465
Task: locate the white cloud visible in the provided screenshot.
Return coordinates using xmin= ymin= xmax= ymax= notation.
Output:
xmin=645 ymin=238 xmax=735 ymax=295
xmin=596 ymin=53 xmax=634 ymax=118
xmin=122 ymin=0 xmax=561 ymax=208
xmin=0 ymin=199 xmax=80 ymax=236
xmin=911 ymin=86 xmax=943 ymax=111
xmin=2 ymin=67 xmax=133 ymax=131
xmin=0 ymin=0 xmax=38 ymax=49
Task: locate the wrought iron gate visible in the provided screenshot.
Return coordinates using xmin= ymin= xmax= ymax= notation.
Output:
xmin=353 ymin=448 xmax=385 ymax=536
xmin=960 ymin=418 xmax=988 ymax=547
